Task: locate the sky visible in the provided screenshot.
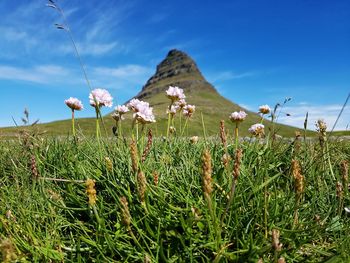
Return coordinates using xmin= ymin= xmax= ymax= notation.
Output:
xmin=0 ymin=0 xmax=349 ymax=130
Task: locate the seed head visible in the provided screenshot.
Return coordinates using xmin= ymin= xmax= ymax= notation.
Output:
xmin=291 ymin=159 xmax=304 ymax=195
xmin=120 ymin=196 xmax=131 ymax=228
xmin=233 ymin=149 xmax=243 ymax=179
xmin=137 ymin=170 xmax=147 ymax=203
xmin=130 ymin=139 xmax=138 ymax=173
xmin=202 ymin=149 xmax=213 ymax=199
xmin=219 ymin=120 xmax=227 ymax=147
xmin=141 ymin=129 xmax=153 ymax=163
xmin=272 ymin=229 xmax=282 ymax=252
xmin=86 ymin=179 xmax=97 ymax=206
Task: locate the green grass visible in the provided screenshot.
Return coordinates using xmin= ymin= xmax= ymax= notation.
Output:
xmin=0 ymin=90 xmax=314 ymax=138
xmin=0 ymin=126 xmax=349 ymax=262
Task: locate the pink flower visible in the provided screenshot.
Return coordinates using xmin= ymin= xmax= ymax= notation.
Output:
xmin=167 ymin=104 xmax=179 ymax=115
xmin=183 ymin=104 xmax=195 ymax=117
xmin=127 ymin=98 xmax=149 ymax=112
xmin=134 ymin=103 xmax=156 ymax=124
xmin=175 ymin=98 xmax=187 ymax=109
xmin=259 ymin=104 xmax=270 ymax=114
xmin=166 ymin=86 xmax=186 ymax=101
xmin=115 ymin=105 xmax=129 ymax=114
xmin=89 ymin=88 xmax=113 ymax=108
xmin=229 ymin=111 xmax=247 ymax=122
xmin=65 ymin=97 xmax=83 ymax=111
xmin=248 ymin=123 xmax=265 ymax=136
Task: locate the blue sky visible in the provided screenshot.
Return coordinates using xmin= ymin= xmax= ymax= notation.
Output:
xmin=0 ymin=0 xmax=349 ymax=130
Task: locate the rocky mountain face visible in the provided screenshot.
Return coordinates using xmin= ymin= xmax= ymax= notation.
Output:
xmin=135 ymin=49 xmax=218 ymax=99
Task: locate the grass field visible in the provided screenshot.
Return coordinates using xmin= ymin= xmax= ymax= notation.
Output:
xmin=0 ymin=121 xmax=349 ymax=262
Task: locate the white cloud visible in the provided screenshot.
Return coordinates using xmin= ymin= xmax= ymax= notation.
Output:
xmin=0 ymin=64 xmax=71 ymax=84
xmin=277 ymin=103 xmax=350 ymax=131
xmin=58 ymin=42 xmax=121 ymax=56
xmin=206 ymin=70 xmax=259 ymax=84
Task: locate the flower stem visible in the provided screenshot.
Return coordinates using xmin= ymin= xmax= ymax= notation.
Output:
xmin=71 ymin=109 xmax=76 ymax=138
xmin=234 ymin=124 xmax=239 ymax=150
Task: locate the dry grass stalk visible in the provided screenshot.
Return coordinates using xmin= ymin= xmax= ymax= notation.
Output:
xmin=340 ymin=160 xmax=349 ymax=191
xmin=141 ymin=129 xmax=153 ymax=163
xmin=30 ymin=155 xmax=39 ymax=180
xmin=105 ymin=157 xmax=113 ymax=172
xmin=202 ymin=149 xmax=213 ymax=200
xmin=120 ymin=196 xmax=131 ymax=229
xmin=137 ymin=170 xmax=147 ymax=203
xmin=86 ymin=179 xmax=97 ymax=206
xmin=272 ymin=229 xmax=282 ymax=252
xmin=233 ymin=149 xmax=243 ymax=179
xmin=152 ymin=171 xmax=159 ymax=186
xmin=221 ymin=153 xmax=231 ymax=168
xmin=220 ymin=120 xmax=227 ymax=148
xmin=291 ymin=160 xmax=304 ymax=197
xmin=0 ymin=238 xmax=17 ymax=262
xmin=130 ymin=139 xmax=138 ymax=173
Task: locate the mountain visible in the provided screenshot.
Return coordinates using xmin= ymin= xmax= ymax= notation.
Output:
xmin=126 ymin=49 xmax=299 ymax=137
xmin=0 ymin=49 xmax=302 ymax=137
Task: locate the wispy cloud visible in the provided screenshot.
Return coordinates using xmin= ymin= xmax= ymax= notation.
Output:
xmin=58 ymin=41 xmax=122 ymax=56
xmin=0 ymin=64 xmax=72 ymax=84
xmin=277 ymin=103 xmax=350 ymax=131
xmin=212 ymin=71 xmax=259 ymax=82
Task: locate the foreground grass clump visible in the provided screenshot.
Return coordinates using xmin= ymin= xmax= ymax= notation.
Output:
xmin=0 ymin=133 xmax=349 ymax=262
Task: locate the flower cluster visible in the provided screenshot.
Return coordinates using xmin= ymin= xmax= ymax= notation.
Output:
xmin=89 ymin=88 xmax=113 ymax=108
xmin=259 ymin=104 xmax=270 ymax=115
xmin=166 ymin=86 xmax=186 ymax=102
xmin=183 ymin=104 xmax=195 ymax=117
xmin=111 ymin=104 xmax=129 ymax=121
xmin=248 ymin=123 xmax=265 ymax=136
xmin=229 ymin=110 xmax=247 ymax=122
xmin=65 ymin=97 xmax=83 ymax=111
xmin=127 ymin=98 xmax=156 ymax=124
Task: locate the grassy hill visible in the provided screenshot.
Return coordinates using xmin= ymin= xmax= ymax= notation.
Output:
xmin=1 ymin=49 xmax=313 ymax=138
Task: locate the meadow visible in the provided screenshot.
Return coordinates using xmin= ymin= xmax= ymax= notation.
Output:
xmin=0 ymin=112 xmax=349 ymax=262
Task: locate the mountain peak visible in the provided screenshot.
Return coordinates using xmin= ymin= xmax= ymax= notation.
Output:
xmin=136 ymin=49 xmax=217 ymax=99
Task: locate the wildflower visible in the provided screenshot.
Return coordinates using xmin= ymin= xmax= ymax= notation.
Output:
xmin=134 ymin=104 xmax=156 ymax=124
xmin=64 ymin=97 xmax=83 ymax=111
xmin=112 ymin=104 xmax=129 ymax=121
xmin=190 ymin=136 xmax=199 ymax=144
xmin=89 ymin=88 xmax=113 ymax=108
xmin=248 ymin=123 xmax=265 ymax=137
xmin=169 ymin=126 xmax=176 ymax=134
xmin=176 ymin=98 xmax=187 ymax=109
xmin=259 ymin=104 xmax=271 ymax=115
xmin=229 ymin=111 xmax=247 ymax=122
xmin=183 ymin=104 xmax=195 ymax=117
xmin=128 ymin=98 xmax=149 ymax=112
xmin=166 ymin=104 xmax=179 ymax=116
xmin=86 ymin=179 xmax=97 ymax=206
xmin=166 ymin=86 xmax=186 ymax=102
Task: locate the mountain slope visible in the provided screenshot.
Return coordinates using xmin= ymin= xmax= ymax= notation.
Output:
xmin=1 ymin=49 xmax=302 ymax=137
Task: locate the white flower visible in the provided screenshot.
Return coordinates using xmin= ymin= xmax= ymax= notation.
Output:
xmin=316 ymin=119 xmax=327 ymax=132
xmin=115 ymin=105 xmax=129 ymax=114
xmin=229 ymin=111 xmax=247 ymax=122
xmin=190 ymin=136 xmax=199 ymax=144
xmin=127 ymin=98 xmax=150 ymax=112
xmin=167 ymin=104 xmax=179 ymax=115
xmin=259 ymin=104 xmax=270 ymax=114
xmin=248 ymin=123 xmax=265 ymax=136
xmin=345 ymin=207 xmax=350 ymax=214
xmin=176 ymin=98 xmax=187 ymax=108
xmin=89 ymin=88 xmax=113 ymax=108
xmin=134 ymin=104 xmax=156 ymax=124
xmin=183 ymin=104 xmax=195 ymax=117
xmin=65 ymin=97 xmax=83 ymax=111
xmin=166 ymin=86 xmax=186 ymax=101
